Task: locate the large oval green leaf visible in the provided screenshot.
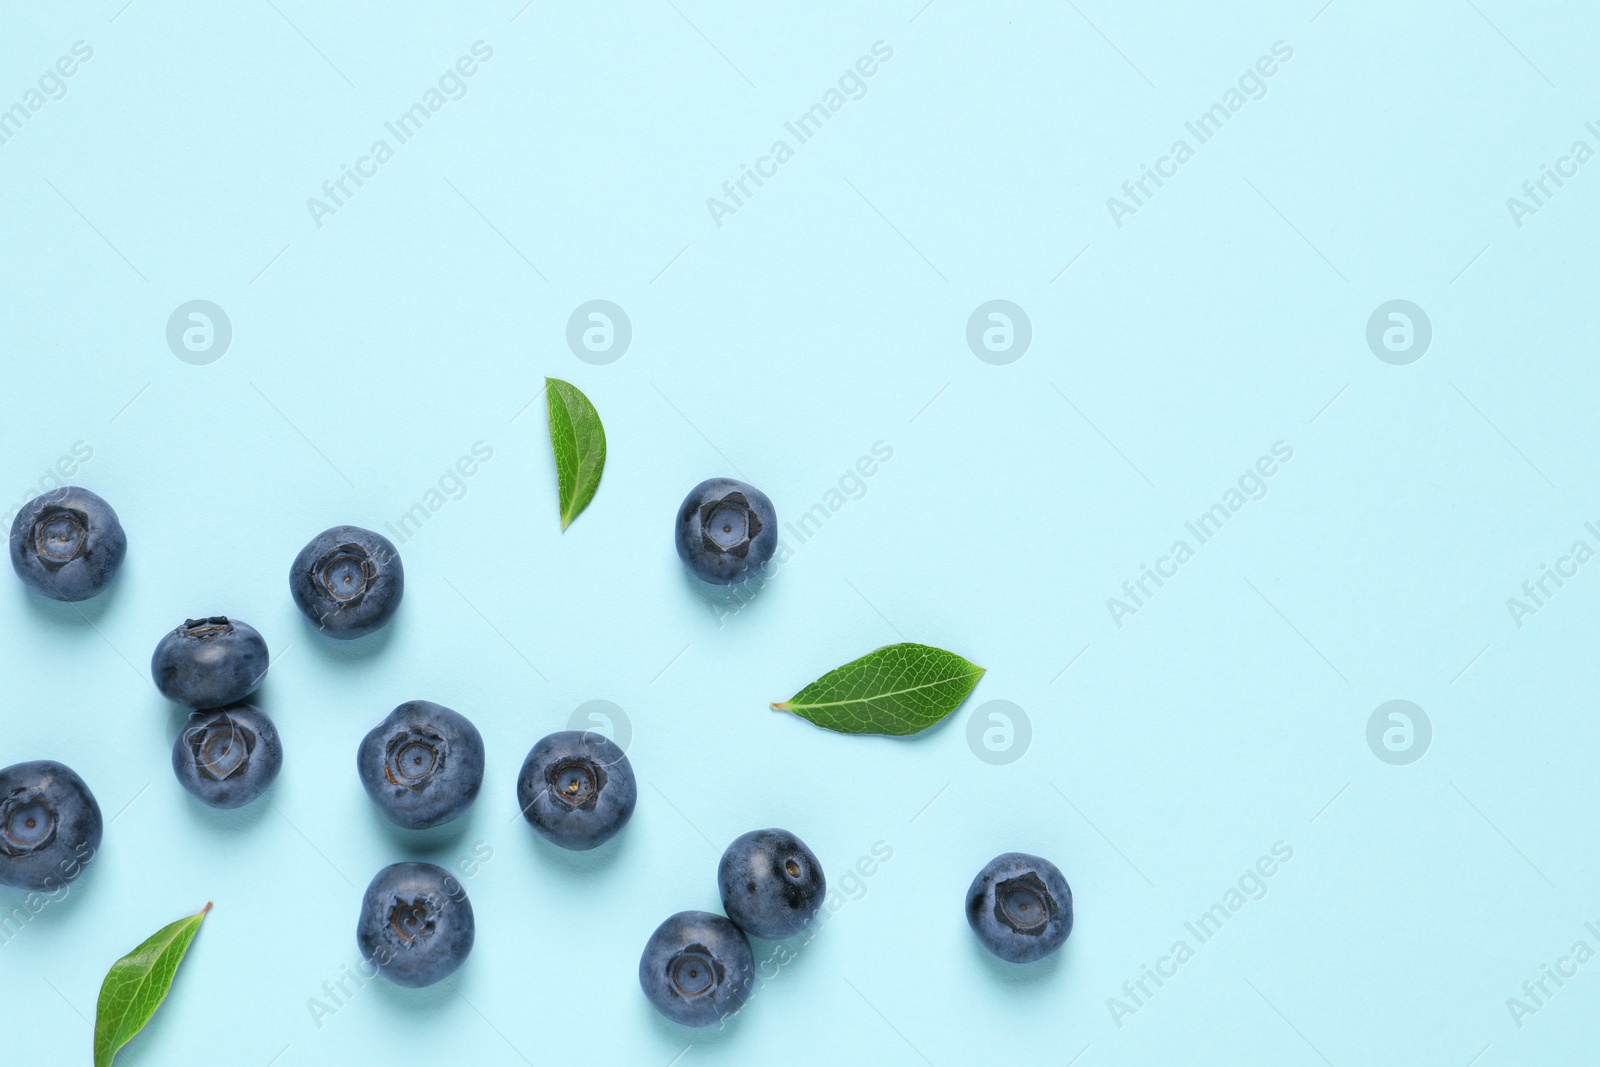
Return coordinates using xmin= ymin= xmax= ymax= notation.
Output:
xmin=545 ymin=376 xmax=607 ymax=530
xmin=772 ymin=642 xmax=985 ymax=735
xmin=94 ymin=902 xmax=211 ymax=1067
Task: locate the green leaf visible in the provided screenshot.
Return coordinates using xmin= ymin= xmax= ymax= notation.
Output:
xmin=94 ymin=902 xmax=211 ymax=1067
xmin=545 ymin=376 xmax=607 ymax=530
xmin=772 ymin=643 xmax=986 ymax=735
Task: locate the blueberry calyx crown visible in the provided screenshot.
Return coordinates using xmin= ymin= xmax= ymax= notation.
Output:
xmin=993 ymin=873 xmax=1053 ymax=935
xmin=314 ymin=543 xmax=377 ymax=604
xmin=187 ymin=715 xmax=258 ymax=782
xmin=385 ymin=730 xmax=445 ymax=790
xmin=32 ymin=507 xmax=88 ymax=565
xmin=181 ymin=616 xmax=235 ymax=639
xmin=0 ymin=788 xmax=58 ymax=856
xmin=388 ymin=898 xmax=436 ymax=947
xmin=546 ymin=757 xmax=604 ymax=810
xmin=698 ymin=492 xmax=762 ymax=559
xmin=667 ymin=944 xmax=724 ymax=999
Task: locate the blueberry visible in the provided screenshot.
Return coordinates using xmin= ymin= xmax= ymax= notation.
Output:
xmin=966 ymin=852 xmax=1073 ymax=963
xmin=0 ymin=760 xmax=102 ymax=891
xmin=516 ymin=730 xmax=635 ymax=851
xmin=674 ymin=478 xmax=777 ymax=585
xmin=356 ymin=861 xmax=475 ymax=988
xmin=171 ymin=705 xmax=283 ymax=809
xmin=717 ymin=828 xmax=825 ymax=939
xmin=358 ymin=701 xmax=484 ymax=830
xmin=8 ymin=487 xmax=127 ymax=602
xmin=288 ymin=525 xmax=403 ymax=639
xmin=638 ymin=910 xmax=755 ymax=1027
xmin=150 ymin=617 xmax=269 ymax=709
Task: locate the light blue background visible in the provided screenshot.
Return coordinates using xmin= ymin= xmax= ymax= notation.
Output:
xmin=3 ymin=1 xmax=1599 ymax=1064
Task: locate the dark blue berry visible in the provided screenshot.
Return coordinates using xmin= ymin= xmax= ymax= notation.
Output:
xmin=0 ymin=760 xmax=102 ymax=891
xmin=674 ymin=478 xmax=777 ymax=585
xmin=639 ymin=910 xmax=755 ymax=1027
xmin=966 ymin=852 xmax=1073 ymax=963
xmin=289 ymin=525 xmax=403 ymax=639
xmin=356 ymin=861 xmax=475 ymax=988
xmin=358 ymin=701 xmax=484 ymax=830
xmin=8 ymin=487 xmax=126 ymax=602
xmin=150 ymin=617 xmax=269 ymax=709
xmin=171 ymin=705 xmax=283 ymax=809
xmin=516 ymin=730 xmax=635 ymax=851
xmin=717 ymin=828 xmax=825 ymax=939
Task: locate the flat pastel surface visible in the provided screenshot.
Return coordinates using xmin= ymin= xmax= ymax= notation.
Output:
xmin=2 ymin=3 xmax=1596 ymax=1064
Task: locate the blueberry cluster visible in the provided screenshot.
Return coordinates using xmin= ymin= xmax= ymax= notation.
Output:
xmin=153 ymin=617 xmax=283 ymax=810
xmin=4 ymin=478 xmax=1075 ymax=1015
xmin=350 ymin=700 xmax=485 ymax=987
xmin=1 ymin=487 xmax=125 ymax=891
xmin=640 ymin=827 xmax=825 ymax=1027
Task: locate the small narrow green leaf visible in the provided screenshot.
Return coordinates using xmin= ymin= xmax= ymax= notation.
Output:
xmin=94 ymin=902 xmax=212 ymax=1067
xmin=545 ymin=377 xmax=607 ymax=530
xmin=772 ymin=642 xmax=986 ymax=735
